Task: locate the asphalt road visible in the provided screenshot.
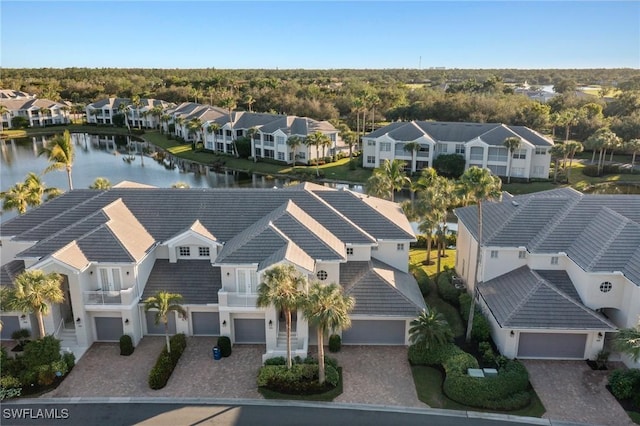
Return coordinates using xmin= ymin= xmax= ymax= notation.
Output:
xmin=1 ymin=400 xmax=566 ymax=426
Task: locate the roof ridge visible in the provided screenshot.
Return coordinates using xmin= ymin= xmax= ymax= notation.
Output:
xmin=370 ymin=263 xmax=424 ymax=311
xmin=282 ymin=203 xmax=345 ymax=259
xmin=500 ymin=276 xmax=540 ymax=325
xmin=306 ymin=190 xmax=376 ymax=243
xmin=339 ymin=190 xmax=414 ymax=240
xmin=529 ymin=195 xmax=582 ymax=251
xmin=484 ymin=196 xmax=534 ymax=244
xmin=586 ymin=208 xmax=629 ymax=271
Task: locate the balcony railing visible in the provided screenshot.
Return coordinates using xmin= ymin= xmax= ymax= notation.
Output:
xmin=83 ymin=287 xmax=135 ymax=305
xmin=218 ymin=291 xmax=258 ymax=308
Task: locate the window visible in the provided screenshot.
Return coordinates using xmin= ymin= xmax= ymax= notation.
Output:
xmin=316 ymin=270 xmax=328 ymax=281
xmin=437 ymin=143 xmax=448 ymax=154
xmin=237 ymin=269 xmax=258 ymax=294
xmin=518 ymin=250 xmax=527 ymax=259
xmin=490 ymin=250 xmax=499 ymax=258
xmin=276 ymin=136 xmax=285 ymax=145
xmin=512 ymin=149 xmax=527 ymax=160
xmin=330 ymin=133 xmax=336 ymax=142
xmin=199 ymin=247 xmax=210 ymax=257
xmin=225 ymin=130 xmax=232 ymax=137
xmin=455 ymin=144 xmax=465 ymax=155
xmin=289 ymin=152 xmax=294 ymax=161
xmin=99 ymin=267 xmax=122 ymax=291
xmin=487 ymin=164 xmax=507 ymax=176
xmin=346 ymin=247 xmax=354 ymax=255
xmin=535 ymin=148 xmax=546 ymax=155
xmin=470 ymin=146 xmax=484 ymax=161
xmin=255 ymin=148 xmax=262 ymax=157
xmin=179 ymin=246 xmax=191 ymax=257
xmin=380 ymin=142 xmax=391 ymax=152
xmin=298 ymin=152 xmax=306 ymax=159
xmin=367 ymin=140 xmax=376 ymax=146
xmin=264 ymin=149 xmax=274 ymax=159
xmin=599 ymin=281 xmax=612 ymax=293
xmin=236 ymin=129 xmax=244 ymax=137
xmin=488 ymin=147 xmax=508 ymax=162
xmin=532 ymin=166 xmax=545 ymax=177
xmin=263 ymin=134 xmax=274 ymax=142
xmin=277 ymin=152 xmax=285 ymax=161
xmin=512 ymin=167 xmax=525 ymax=177
xmin=397 ymin=243 xmax=405 ymax=251
xmin=418 ymin=145 xmax=430 ymax=156
xmin=550 ymin=256 xmax=559 ymax=265
xmin=367 ymin=156 xmax=376 ymax=164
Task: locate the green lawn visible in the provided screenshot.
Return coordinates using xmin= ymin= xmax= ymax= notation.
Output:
xmin=628 ymin=411 xmax=640 ymax=425
xmin=258 ymin=368 xmax=343 ymax=402
xmin=411 ymin=366 xmax=546 ymax=418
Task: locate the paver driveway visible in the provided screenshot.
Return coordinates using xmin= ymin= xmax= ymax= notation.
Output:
xmin=523 ymin=360 xmax=634 ymax=426
xmin=47 ymin=338 xmax=422 ymax=408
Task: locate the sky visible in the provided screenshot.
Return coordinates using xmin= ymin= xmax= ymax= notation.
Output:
xmin=1 ymin=1 xmax=639 ymax=69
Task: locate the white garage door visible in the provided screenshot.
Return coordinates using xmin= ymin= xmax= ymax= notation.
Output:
xmin=234 ymin=319 xmax=266 ymax=343
xmin=95 ymin=317 xmax=123 ymax=341
xmin=342 ymin=320 xmax=406 ymax=345
xmin=0 ymin=316 xmax=21 ymax=340
xmin=192 ymin=312 xmax=220 ymax=336
xmin=146 ymin=311 xmax=177 ymax=335
xmin=517 ymin=333 xmax=587 ymax=359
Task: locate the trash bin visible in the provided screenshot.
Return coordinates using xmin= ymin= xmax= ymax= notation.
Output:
xmin=213 ymin=346 xmax=221 ymax=360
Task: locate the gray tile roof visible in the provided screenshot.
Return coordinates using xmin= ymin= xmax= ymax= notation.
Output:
xmin=480 ymin=266 xmax=615 ymax=330
xmin=141 ymin=259 xmax=220 ymax=304
xmin=340 ymin=260 xmax=425 ymax=316
xmin=366 ymin=121 xmax=554 ymax=147
xmin=455 ymin=189 xmax=640 ymax=285
xmin=0 ymin=260 xmax=25 ymax=287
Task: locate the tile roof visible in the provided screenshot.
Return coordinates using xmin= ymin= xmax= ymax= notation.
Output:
xmin=455 ymin=189 xmax=640 ymax=285
xmin=340 ymin=260 xmax=425 ymax=316
xmin=141 ymin=259 xmax=220 ymax=304
xmin=0 ymin=260 xmax=25 ymax=287
xmin=366 ymin=121 xmax=554 ymax=147
xmin=480 ymin=266 xmax=616 ymax=330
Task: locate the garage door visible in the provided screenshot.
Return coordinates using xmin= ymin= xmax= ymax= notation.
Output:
xmin=192 ymin=312 xmax=220 ymax=336
xmin=342 ymin=320 xmax=406 ymax=345
xmin=95 ymin=317 xmax=123 ymax=341
xmin=517 ymin=333 xmax=587 ymax=359
xmin=146 ymin=311 xmax=176 ymax=335
xmin=0 ymin=316 xmax=21 ymax=340
xmin=234 ymin=319 xmax=265 ymax=343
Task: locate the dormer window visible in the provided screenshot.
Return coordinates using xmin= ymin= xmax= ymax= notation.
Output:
xmin=346 ymin=248 xmax=354 ymax=256
xmin=178 ymin=246 xmax=191 ymax=257
xmin=199 ymin=247 xmax=210 ymax=257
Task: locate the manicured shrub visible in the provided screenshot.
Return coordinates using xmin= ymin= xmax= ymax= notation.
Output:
xmin=437 ymin=272 xmax=461 ymax=307
xmin=22 ymin=336 xmax=61 ymax=370
xmin=11 ymin=328 xmax=31 ymax=346
xmin=62 ymin=352 xmax=75 ymax=371
xmin=408 ymin=343 xmax=465 ymax=366
xmin=148 ymin=333 xmax=188 ymax=390
xmin=119 ymin=335 xmax=134 ymax=356
xmin=0 ymin=376 xmax=22 ymax=401
xmin=479 ymin=341 xmax=496 ymax=365
xmin=217 ymin=336 xmax=232 ymax=357
xmin=328 ymin=334 xmax=341 ymax=353
xmin=459 ymin=293 xmax=492 ymax=342
xmin=442 ymin=352 xmax=479 ymax=375
xmin=264 ymin=357 xmax=286 ymax=366
xmin=257 ymin=364 xmax=340 ymax=393
xmin=609 ymin=369 xmax=640 ymax=400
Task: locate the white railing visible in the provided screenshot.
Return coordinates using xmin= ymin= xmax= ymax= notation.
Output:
xmin=54 ymin=318 xmax=65 ymax=338
xmin=83 ymin=287 xmax=135 ymax=305
xmin=227 ymin=293 xmax=258 ymax=307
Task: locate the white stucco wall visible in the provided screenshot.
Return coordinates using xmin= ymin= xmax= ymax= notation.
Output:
xmin=372 ymin=241 xmax=410 ymax=273
xmin=1 ymin=239 xmax=35 ymax=265
xmin=346 ymin=245 xmax=370 ymax=261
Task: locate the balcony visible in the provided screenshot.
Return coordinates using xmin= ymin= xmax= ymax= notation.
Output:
xmin=83 ymin=287 xmax=135 ymax=306
xmin=218 ymin=291 xmax=258 ymax=308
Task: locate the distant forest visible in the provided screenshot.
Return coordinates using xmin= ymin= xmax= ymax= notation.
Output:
xmin=2 ymin=68 xmax=639 ymax=141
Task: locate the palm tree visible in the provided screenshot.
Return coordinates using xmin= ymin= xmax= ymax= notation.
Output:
xmin=246 ymin=127 xmax=259 ymax=161
xmin=220 ymin=95 xmax=238 ymax=156
xmin=143 ymin=291 xmax=187 ymax=353
xmin=89 ymin=177 xmax=112 ymax=189
xmin=1 ymin=182 xmax=30 ymax=214
xmin=0 ymin=104 xmax=8 ymax=133
xmin=404 ymin=141 xmax=421 ymax=173
xmin=549 ymin=144 xmax=566 ymax=183
xmin=4 ymin=270 xmax=64 ymax=338
xmin=341 ymin=131 xmax=357 ymax=160
xmin=586 ymin=128 xmax=621 ymax=175
xmin=565 ymin=141 xmax=584 ymax=182
xmin=625 ymin=139 xmax=640 ymax=169
xmin=207 ymin=122 xmax=221 ymax=151
xmin=1 ymin=173 xmax=60 ymax=214
xmin=150 ymin=105 xmax=164 ymax=130
xmin=352 ymin=97 xmax=365 ymax=149
xmin=502 ymin=137 xmax=521 ymax=184
xmin=366 ymin=159 xmax=410 ymax=202
xmin=256 ymin=265 xmax=307 ymax=369
xmin=287 ymin=135 xmax=304 ymax=167
xmin=245 ymin=95 xmax=255 ymax=113
xmin=160 ymin=114 xmax=171 ymax=134
xmin=458 ymin=166 xmax=502 ymax=343
xmin=131 ymin=95 xmax=143 ymax=130
xmin=367 ymin=94 xmax=381 ymax=133
xmin=187 ymin=118 xmax=203 ymax=145
xmin=117 ymin=101 xmax=131 ymax=130
xmin=40 ymin=130 xmax=75 ymax=190
xmin=302 ymin=282 xmax=354 ymax=384
xmin=304 ymin=132 xmax=330 ymax=177
xmin=614 ymin=319 xmax=640 ymax=362
xmin=409 ymin=306 xmax=453 ymax=349
xmin=174 ymin=116 xmax=185 ymax=137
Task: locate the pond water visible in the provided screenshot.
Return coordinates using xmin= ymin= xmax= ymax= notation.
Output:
xmin=582 ymin=182 xmax=640 ymax=195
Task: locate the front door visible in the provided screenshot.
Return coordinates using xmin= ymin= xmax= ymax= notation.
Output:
xmin=99 ymin=268 xmax=122 ymax=292
xmin=59 ymin=275 xmax=74 ymax=325
xmin=236 ymin=269 xmax=257 ymax=294
xmin=279 ymin=310 xmax=297 ymax=333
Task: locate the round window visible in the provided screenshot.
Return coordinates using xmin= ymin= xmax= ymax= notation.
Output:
xmin=599 ymin=281 xmax=612 ymax=293
xmin=316 ymin=270 xmax=328 ymax=281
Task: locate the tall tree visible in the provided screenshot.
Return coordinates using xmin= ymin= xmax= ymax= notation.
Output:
xmin=409 ymin=306 xmax=453 ymax=349
xmin=549 ymin=144 xmax=566 ymax=183
xmin=304 ymin=131 xmax=330 ymax=177
xmin=5 ymin=270 xmax=64 ymax=338
xmin=341 ymin=130 xmax=357 ymax=160
xmin=256 ymin=265 xmax=307 ymax=369
xmin=502 ymin=137 xmax=521 ymax=184
xmin=89 ymin=177 xmax=112 ymax=189
xmin=624 ymin=139 xmax=640 ymax=168
xmin=565 ymin=141 xmax=584 ymax=182
xmin=245 ymin=95 xmax=255 ymax=113
xmin=131 ymin=95 xmax=143 ymax=130
xmin=458 ymin=166 xmax=502 ymax=343
xmin=1 ymin=173 xmax=60 ymax=214
xmin=302 ymin=282 xmax=354 ymax=384
xmin=207 ymin=122 xmax=220 ymax=151
xmin=40 ymin=130 xmax=75 ymax=190
xmin=366 ymin=159 xmax=410 ymax=202
xmin=220 ymin=95 xmax=238 ymax=156
xmin=187 ymin=117 xmax=203 ymax=145
xmin=404 ymin=141 xmax=421 ymax=173
xmin=286 ymin=135 xmax=304 ymax=168
xmin=143 ymin=291 xmax=187 ymax=353
xmin=0 ymin=104 xmax=8 ymax=133
xmin=150 ymin=105 xmax=164 ymax=130
xmin=117 ymin=101 xmax=131 ymax=130
xmin=585 ymin=128 xmax=621 ymax=175
xmin=614 ymin=318 xmax=640 ymax=363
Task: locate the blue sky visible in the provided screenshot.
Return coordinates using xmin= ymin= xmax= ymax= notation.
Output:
xmin=2 ymin=1 xmax=638 ymax=69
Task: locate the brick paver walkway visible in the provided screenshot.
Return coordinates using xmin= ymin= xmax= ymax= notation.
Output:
xmin=523 ymin=360 xmax=634 ymax=426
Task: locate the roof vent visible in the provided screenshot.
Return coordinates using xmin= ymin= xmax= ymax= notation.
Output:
xmin=512 ymin=201 xmax=520 ymax=207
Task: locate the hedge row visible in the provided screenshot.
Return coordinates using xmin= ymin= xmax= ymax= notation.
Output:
xmin=257 ymin=364 xmax=339 ymax=394
xmin=609 ymin=368 xmax=640 ymax=402
xmin=148 ymin=334 xmax=187 ymax=390
xmin=409 ymin=342 xmax=531 ymax=410
xmin=459 ymin=293 xmax=492 ymax=342
xmin=437 ymin=271 xmax=462 ymax=307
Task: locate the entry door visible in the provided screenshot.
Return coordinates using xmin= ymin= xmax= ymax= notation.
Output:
xmin=236 ymin=269 xmax=257 ymax=294
xmin=99 ymin=268 xmax=122 ymax=291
